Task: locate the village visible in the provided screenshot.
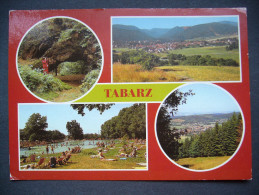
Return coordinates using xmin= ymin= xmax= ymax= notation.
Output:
xmin=171 ymin=118 xmax=229 ymax=136
xmin=113 ymin=37 xmax=238 ymax=53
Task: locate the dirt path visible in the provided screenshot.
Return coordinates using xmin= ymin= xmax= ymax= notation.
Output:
xmin=53 ymin=81 xmax=84 ymax=102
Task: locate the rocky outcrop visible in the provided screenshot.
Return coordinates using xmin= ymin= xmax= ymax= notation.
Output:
xmin=19 ymin=18 xmax=101 ymax=75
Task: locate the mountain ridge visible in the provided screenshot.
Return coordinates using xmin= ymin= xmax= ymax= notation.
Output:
xmin=113 ymin=21 xmax=238 ymax=42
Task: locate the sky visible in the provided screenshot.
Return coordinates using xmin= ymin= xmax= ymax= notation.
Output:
xmin=170 ymin=83 xmax=241 ymax=116
xmin=19 ymin=103 xmax=134 ymax=135
xmin=112 ymin=16 xmax=238 ymax=30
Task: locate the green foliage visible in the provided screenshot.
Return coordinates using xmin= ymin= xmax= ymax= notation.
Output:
xmin=32 ymin=59 xmax=44 ymax=71
xmin=18 ymin=18 xmax=102 ymax=78
xmin=71 ymin=104 xmax=114 ymax=116
xmin=101 ymin=104 xmax=146 ymax=139
xmin=23 ymin=113 xmax=48 ymax=139
xmin=115 ymin=48 xmax=239 ymax=70
xmin=59 ymin=60 xmax=87 ymax=75
xmin=49 ymin=130 xmax=66 ymax=140
xmin=58 ymin=29 xmax=76 ymax=43
xmin=66 ymin=120 xmax=84 ymax=140
xmin=168 ymin=53 xmax=186 ymax=65
xmin=21 ymin=113 xmax=66 ymax=142
xmin=178 ymin=113 xmax=242 ymax=158
xmin=80 ymin=69 xmax=100 ymax=93
xmin=182 ymin=55 xmax=239 ymax=66
xmin=18 ymin=65 xmax=71 ymax=93
xmin=118 ymin=50 xmax=161 ymax=70
xmin=83 ymin=133 xmax=101 ymax=140
xmin=157 ymin=90 xmax=194 ymax=161
xmin=226 ymin=39 xmax=239 ymax=51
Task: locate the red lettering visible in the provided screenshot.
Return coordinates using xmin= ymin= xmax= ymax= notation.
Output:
xmin=137 ymin=89 xmax=145 ymax=97
xmin=145 ymin=89 xmax=152 ymax=97
xmin=104 ymin=89 xmax=112 ymax=97
xmin=111 ymin=89 xmax=119 ymax=97
xmin=130 ymin=89 xmax=136 ymax=97
xmin=121 ymin=89 xmax=128 ymax=97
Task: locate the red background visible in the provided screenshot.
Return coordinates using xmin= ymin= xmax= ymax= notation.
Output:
xmin=9 ymin=8 xmax=251 ymax=180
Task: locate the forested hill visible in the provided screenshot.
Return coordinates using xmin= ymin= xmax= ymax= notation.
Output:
xmin=172 ymin=112 xmax=240 ymax=125
xmin=112 ymin=24 xmax=154 ymax=41
xmin=112 ymin=21 xmax=238 ymax=42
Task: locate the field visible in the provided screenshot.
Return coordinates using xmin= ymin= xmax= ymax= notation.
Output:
xmin=175 ymin=156 xmax=231 ymax=170
xmin=20 ymin=140 xmax=147 ymax=170
xmin=113 ymin=63 xmax=240 ymax=82
xmin=164 ymin=46 xmax=240 ymax=62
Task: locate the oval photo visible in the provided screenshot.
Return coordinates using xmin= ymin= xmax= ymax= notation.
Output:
xmin=17 ymin=17 xmax=103 ymax=102
xmin=156 ymin=83 xmax=243 ymax=171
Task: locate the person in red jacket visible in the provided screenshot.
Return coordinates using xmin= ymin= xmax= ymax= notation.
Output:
xmin=42 ymin=57 xmax=49 ymax=74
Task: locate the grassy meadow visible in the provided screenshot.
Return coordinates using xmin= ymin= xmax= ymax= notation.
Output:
xmin=20 ymin=140 xmax=147 ymax=170
xmin=113 ymin=46 xmax=240 ymax=82
xmin=175 ymin=156 xmax=231 ymax=170
xmin=164 ymin=46 xmax=240 ymax=62
xmin=113 ymin=63 xmax=240 ymax=82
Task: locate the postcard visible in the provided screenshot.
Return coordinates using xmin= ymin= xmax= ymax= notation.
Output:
xmin=9 ymin=8 xmax=251 ymax=180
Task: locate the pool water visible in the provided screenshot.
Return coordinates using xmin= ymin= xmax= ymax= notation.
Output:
xmin=20 ymin=140 xmax=101 ymax=157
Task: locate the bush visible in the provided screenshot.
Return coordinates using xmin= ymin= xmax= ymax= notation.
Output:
xmin=80 ymin=69 xmax=100 ymax=93
xmin=18 ymin=65 xmax=71 ymax=93
xmin=59 ymin=61 xmax=87 ymax=75
xmin=31 ymin=59 xmax=44 ymax=71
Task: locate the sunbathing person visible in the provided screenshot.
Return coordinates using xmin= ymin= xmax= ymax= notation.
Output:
xmin=37 ymin=158 xmax=45 ymax=168
xmin=90 ymin=149 xmax=105 ymax=159
xmin=129 ymin=147 xmax=137 ymax=157
xmin=57 ymin=156 xmax=65 ymax=165
xmin=50 ymin=156 xmax=57 ymax=168
xmin=30 ymin=154 xmax=36 ymax=162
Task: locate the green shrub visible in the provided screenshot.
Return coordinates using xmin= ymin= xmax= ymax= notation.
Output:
xmin=32 ymin=59 xmax=44 ymax=71
xmin=18 ymin=65 xmax=71 ymax=93
xmin=59 ymin=61 xmax=87 ymax=75
xmin=80 ymin=69 xmax=100 ymax=93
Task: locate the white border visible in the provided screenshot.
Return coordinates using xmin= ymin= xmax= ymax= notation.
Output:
xmin=154 ymin=82 xmax=245 ymax=172
xmin=16 ymin=16 xmax=104 ymax=103
xmin=111 ymin=16 xmax=242 ymax=84
xmin=18 ymin=102 xmax=148 ymax=171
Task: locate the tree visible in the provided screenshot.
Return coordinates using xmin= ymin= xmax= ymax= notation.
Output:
xmin=66 ymin=120 xmax=84 ymax=140
xmin=177 ymin=112 xmax=243 ymax=158
xmin=156 ymin=90 xmax=194 ymax=160
xmin=71 ymin=104 xmax=114 ymax=116
xmin=101 ymin=104 xmax=146 ymax=139
xmin=50 ymin=130 xmax=66 ymax=141
xmin=23 ymin=113 xmax=48 ymax=141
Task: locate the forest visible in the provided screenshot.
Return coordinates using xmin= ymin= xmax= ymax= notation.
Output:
xmin=178 ymin=113 xmax=243 ymax=158
xmin=101 ymin=104 xmax=146 ymax=139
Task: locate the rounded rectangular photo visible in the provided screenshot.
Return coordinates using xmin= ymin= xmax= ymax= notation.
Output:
xmin=112 ymin=16 xmax=241 ymax=83
xmin=18 ymin=103 xmax=147 ymax=170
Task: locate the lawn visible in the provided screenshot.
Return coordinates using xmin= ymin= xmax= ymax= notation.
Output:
xmin=175 ymin=156 xmax=231 ymax=170
xmin=20 ymin=140 xmax=147 ymax=170
xmin=113 ymin=63 xmax=240 ymax=82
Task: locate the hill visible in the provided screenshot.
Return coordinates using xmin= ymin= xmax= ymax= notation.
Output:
xmin=161 ymin=22 xmax=238 ymax=41
xmin=112 ymin=24 xmax=154 ymax=41
xmin=172 ymin=112 xmax=240 ymax=125
xmin=112 ymin=21 xmax=238 ymax=42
